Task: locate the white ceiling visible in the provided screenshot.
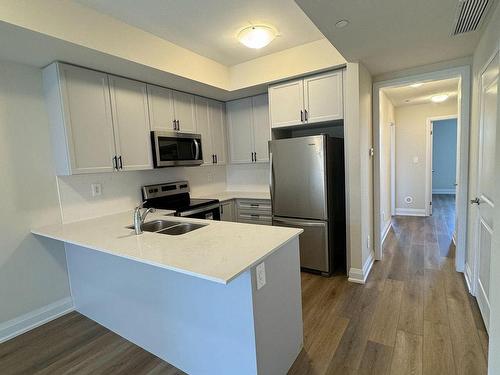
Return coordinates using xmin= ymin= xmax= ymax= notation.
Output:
xmin=295 ymin=0 xmax=498 ymax=76
xmin=74 ymin=0 xmax=326 ymax=66
xmin=383 ymin=78 xmax=460 ymax=107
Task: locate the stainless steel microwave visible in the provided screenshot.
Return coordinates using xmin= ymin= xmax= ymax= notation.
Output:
xmin=151 ymin=131 xmax=203 ymax=167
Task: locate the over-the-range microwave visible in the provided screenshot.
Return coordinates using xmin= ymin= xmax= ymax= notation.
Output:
xmin=151 ymin=131 xmax=203 ymax=167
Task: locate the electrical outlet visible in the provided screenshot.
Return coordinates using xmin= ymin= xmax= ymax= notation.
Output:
xmin=256 ymin=262 xmax=266 ymax=290
xmin=207 ymin=172 xmax=213 ymax=183
xmin=91 ymin=183 xmax=102 ymax=197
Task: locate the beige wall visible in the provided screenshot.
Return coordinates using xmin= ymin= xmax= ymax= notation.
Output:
xmin=379 ymin=91 xmax=395 ymax=233
xmin=394 ymin=100 xmax=457 ymax=212
xmin=0 ymin=61 xmax=71 ymax=323
xmin=467 ymin=2 xmax=500 ymax=372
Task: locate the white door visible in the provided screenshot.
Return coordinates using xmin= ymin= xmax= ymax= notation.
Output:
xmin=194 ymin=96 xmax=213 ymax=165
xmin=269 ymin=80 xmax=304 ymax=128
xmin=252 ymin=94 xmax=270 ymax=163
xmin=172 ymin=90 xmax=196 ymax=133
xmin=304 ymin=71 xmax=343 ymax=124
xmin=227 ymin=97 xmax=254 ymax=164
xmin=209 ymin=100 xmax=227 ymax=165
xmin=109 ymin=76 xmax=153 ymax=171
xmin=60 ymin=64 xmax=116 ymax=174
xmin=147 ymin=84 xmax=176 ymax=132
xmin=473 ymin=50 xmax=499 ymax=332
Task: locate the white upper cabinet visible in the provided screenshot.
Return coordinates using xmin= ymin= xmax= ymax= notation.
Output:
xmin=209 ymin=100 xmax=227 ymax=165
xmin=268 ymin=69 xmax=344 ymax=128
xmin=304 ymin=71 xmax=343 ymax=123
xmin=172 ymin=90 xmax=196 ymax=133
xmin=252 ymin=94 xmax=270 ymax=162
xmin=147 ymin=84 xmax=176 ymax=132
xmin=108 ymin=75 xmax=153 ymax=171
xmin=194 ymin=96 xmax=214 ymax=165
xmin=227 ymin=94 xmax=270 ymax=164
xmin=227 ymin=97 xmax=254 ymax=163
xmin=269 ymin=80 xmax=304 ymax=128
xmin=43 ymin=63 xmax=116 ymax=175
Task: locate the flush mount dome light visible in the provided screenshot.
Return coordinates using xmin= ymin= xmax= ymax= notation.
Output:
xmin=335 ymin=19 xmax=350 ymax=28
xmin=431 ymin=94 xmax=449 ymax=103
xmin=237 ymin=25 xmax=277 ymax=49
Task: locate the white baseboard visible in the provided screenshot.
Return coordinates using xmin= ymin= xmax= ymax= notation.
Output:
xmin=0 ymin=297 xmax=74 ymax=344
xmin=381 ymin=222 xmax=392 ymax=245
xmin=348 ymin=251 xmax=374 ymax=284
xmin=432 ymin=189 xmax=456 ymax=195
xmin=395 ymin=208 xmax=427 ymax=217
xmin=464 ymin=263 xmax=473 ymax=294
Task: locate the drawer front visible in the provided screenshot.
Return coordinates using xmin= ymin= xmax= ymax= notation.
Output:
xmin=237 ymin=213 xmax=272 ymax=226
xmin=236 ymin=199 xmax=271 ymax=212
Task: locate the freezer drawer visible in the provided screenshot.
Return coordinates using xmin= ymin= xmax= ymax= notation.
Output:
xmin=272 ymin=216 xmax=329 ymax=273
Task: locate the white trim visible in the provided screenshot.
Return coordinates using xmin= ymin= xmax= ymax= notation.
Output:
xmin=381 ymin=221 xmax=392 ymax=244
xmin=395 ymin=208 xmax=427 ymax=216
xmin=477 ymin=278 xmax=491 ymax=332
xmin=0 ymin=297 xmax=74 ymax=344
xmin=348 ymin=251 xmax=374 ymax=284
xmin=373 ymin=65 xmax=470 ymax=273
xmin=464 ymin=263 xmax=473 ymax=293
xmin=390 ymin=122 xmax=396 ymax=216
xmin=432 ymin=188 xmax=456 ymax=194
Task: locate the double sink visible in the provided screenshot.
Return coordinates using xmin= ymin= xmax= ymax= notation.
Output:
xmin=128 ymin=220 xmax=207 ymax=235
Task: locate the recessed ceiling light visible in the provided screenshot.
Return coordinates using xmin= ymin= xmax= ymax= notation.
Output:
xmin=237 ymin=25 xmax=277 ymax=49
xmin=410 ymin=83 xmax=423 ymax=88
xmin=335 ymin=20 xmax=350 ymax=29
xmin=431 ymin=94 xmax=449 ymax=103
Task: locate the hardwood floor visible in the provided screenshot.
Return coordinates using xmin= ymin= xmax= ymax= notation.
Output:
xmin=0 ymin=195 xmax=488 ymax=374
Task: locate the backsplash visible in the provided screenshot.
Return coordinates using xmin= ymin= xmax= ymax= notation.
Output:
xmin=226 ymin=163 xmax=269 ymax=192
xmin=57 ymin=166 xmax=226 ymax=223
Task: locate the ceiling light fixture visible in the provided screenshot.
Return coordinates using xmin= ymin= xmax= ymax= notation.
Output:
xmin=410 ymin=82 xmax=423 ymax=88
xmin=431 ymin=94 xmax=449 ymax=103
xmin=335 ymin=19 xmax=350 ymax=29
xmin=237 ymin=25 xmax=277 ymax=49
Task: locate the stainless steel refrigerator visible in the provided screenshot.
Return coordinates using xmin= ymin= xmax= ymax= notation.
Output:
xmin=269 ymin=135 xmax=346 ymax=275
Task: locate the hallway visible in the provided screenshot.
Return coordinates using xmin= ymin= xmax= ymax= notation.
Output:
xmin=289 ymin=194 xmax=488 ymax=374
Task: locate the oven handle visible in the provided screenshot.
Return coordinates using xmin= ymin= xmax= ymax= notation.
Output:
xmin=178 ymin=203 xmax=220 ymax=217
xmin=193 ymin=138 xmax=200 ymax=160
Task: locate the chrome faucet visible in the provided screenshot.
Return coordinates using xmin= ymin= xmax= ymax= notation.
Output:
xmin=133 ymin=202 xmax=156 ymax=235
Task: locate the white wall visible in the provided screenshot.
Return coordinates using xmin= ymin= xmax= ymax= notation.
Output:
xmin=379 ymin=91 xmax=395 ymax=235
xmin=394 ymin=100 xmax=457 ymax=212
xmin=0 ymin=61 xmax=71 ymax=323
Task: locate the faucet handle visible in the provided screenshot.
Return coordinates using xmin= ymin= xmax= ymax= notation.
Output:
xmin=135 ymin=200 xmax=148 ymax=210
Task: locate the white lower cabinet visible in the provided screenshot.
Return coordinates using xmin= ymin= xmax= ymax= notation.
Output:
xmin=236 ymin=199 xmax=272 ymax=225
xmin=220 ymin=201 xmax=235 ymax=222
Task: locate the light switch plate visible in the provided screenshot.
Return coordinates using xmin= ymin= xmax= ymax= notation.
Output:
xmin=256 ymin=262 xmax=266 ymax=290
xmin=91 ymin=183 xmax=102 ymax=197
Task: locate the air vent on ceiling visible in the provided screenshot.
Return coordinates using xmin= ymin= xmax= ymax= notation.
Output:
xmin=452 ymin=0 xmax=491 ymax=35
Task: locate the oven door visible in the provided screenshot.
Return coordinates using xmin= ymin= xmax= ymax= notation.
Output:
xmin=178 ymin=203 xmax=221 ymax=220
xmin=152 ymin=131 xmax=203 ymax=167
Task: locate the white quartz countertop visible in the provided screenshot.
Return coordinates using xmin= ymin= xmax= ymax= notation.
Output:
xmin=31 ymin=210 xmax=301 ymax=284
xmin=193 ymin=190 xmax=271 ymax=202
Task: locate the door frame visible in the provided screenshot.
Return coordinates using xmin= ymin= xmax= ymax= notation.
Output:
xmin=425 ymin=115 xmax=459 ymax=216
xmin=373 ymin=65 xmax=470 ymax=273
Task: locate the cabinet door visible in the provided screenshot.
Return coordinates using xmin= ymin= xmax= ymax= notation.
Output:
xmin=227 ymin=97 xmax=254 ymax=164
xmin=194 ymin=96 xmax=214 ymax=165
xmin=147 ymin=84 xmax=176 ymax=131
xmin=172 ymin=90 xmax=196 ymax=133
xmin=304 ymin=71 xmax=343 ymax=123
xmin=268 ymin=80 xmax=304 ymax=128
xmin=109 ymin=76 xmax=153 ymax=171
xmin=220 ymin=201 xmax=235 ymax=221
xmin=209 ymin=100 xmax=227 ymax=165
xmin=59 ymin=64 xmax=116 ymax=174
xmin=252 ymin=94 xmax=270 ymax=162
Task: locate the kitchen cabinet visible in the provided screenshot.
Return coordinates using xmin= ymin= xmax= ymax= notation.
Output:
xmin=227 ymin=94 xmax=270 ymax=164
xmin=268 ymin=70 xmax=343 ymax=128
xmin=109 ymin=75 xmax=153 ymax=171
xmin=194 ymin=96 xmax=226 ymax=165
xmin=147 ymin=84 xmax=196 ymax=133
xmin=220 ymin=200 xmax=235 ymax=221
xmin=236 ymin=199 xmax=272 ymax=226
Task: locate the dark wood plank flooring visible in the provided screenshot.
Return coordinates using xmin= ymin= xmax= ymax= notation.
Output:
xmin=0 ymin=195 xmax=488 ymax=374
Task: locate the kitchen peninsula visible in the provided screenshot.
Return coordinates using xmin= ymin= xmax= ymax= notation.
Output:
xmin=32 ymin=210 xmax=303 ymax=375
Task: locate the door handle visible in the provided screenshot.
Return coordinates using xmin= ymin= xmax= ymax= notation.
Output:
xmin=470 ymin=197 xmax=481 ymax=205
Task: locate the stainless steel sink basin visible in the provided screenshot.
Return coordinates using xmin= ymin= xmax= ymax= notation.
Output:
xmin=157 ymin=223 xmax=207 ymax=235
xmin=127 ymin=220 xmax=182 ymax=232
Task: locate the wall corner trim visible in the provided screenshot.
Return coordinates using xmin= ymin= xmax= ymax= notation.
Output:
xmin=394 ymin=208 xmax=427 ymax=217
xmin=348 ymin=251 xmax=375 ymax=284
xmin=381 ymin=221 xmax=392 ymax=245
xmin=0 ymin=297 xmax=74 ymax=344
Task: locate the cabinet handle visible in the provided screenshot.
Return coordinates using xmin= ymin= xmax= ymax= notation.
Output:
xmin=300 ymin=110 xmax=304 ymax=122
xmin=173 ymin=120 xmax=177 ymax=130
xmin=113 ymin=156 xmax=118 ymax=170
xmin=118 ymin=156 xmax=123 ymax=170
xmin=215 ymin=154 xmax=218 ymax=164
xmin=254 ymin=152 xmax=257 ymax=162
xmin=251 ymin=152 xmax=254 ymax=162
xmin=176 ymin=119 xmax=180 ymax=130
xmin=220 ymin=205 xmax=224 ymax=214
xmin=212 ymin=154 xmax=215 ymax=164
xmin=304 ymin=109 xmax=308 ymax=122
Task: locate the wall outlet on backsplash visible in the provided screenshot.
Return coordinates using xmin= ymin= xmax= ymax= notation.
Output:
xmin=91 ymin=183 xmax=102 ymax=197
xmin=207 ymin=171 xmax=214 ymax=183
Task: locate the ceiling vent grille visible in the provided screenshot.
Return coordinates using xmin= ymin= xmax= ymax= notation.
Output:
xmin=452 ymin=0 xmax=491 ymax=35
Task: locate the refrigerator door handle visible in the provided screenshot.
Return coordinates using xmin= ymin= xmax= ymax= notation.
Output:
xmin=269 ymin=152 xmax=274 ymax=205
xmin=272 ymin=217 xmax=326 ymax=227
